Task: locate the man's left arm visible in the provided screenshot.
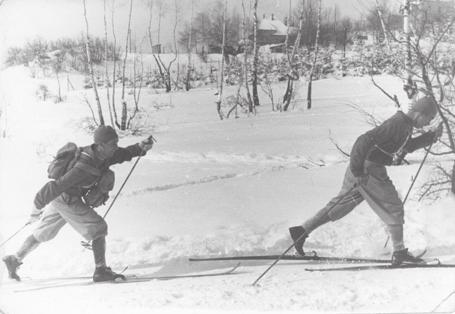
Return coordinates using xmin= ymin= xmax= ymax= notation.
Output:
xmin=404 ymin=124 xmax=442 ymax=153
xmin=107 ymin=137 xmax=154 ymax=166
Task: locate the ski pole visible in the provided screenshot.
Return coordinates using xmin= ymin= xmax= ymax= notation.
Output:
xmin=102 ymin=134 xmax=156 ymax=219
xmin=0 ymin=223 xmax=30 ymax=249
xmin=81 ymin=135 xmax=156 ymax=249
xmin=252 ymin=185 xmax=357 ymax=286
xmin=383 ymin=142 xmax=433 ymax=248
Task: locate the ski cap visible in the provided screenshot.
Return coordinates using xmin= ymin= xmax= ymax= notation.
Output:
xmin=94 ymin=126 xmax=118 ymax=144
xmin=409 ymin=96 xmax=438 ymax=118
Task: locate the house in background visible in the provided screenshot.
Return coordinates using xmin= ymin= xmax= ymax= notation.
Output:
xmin=420 ymin=0 xmax=455 ymax=21
xmin=255 ymin=14 xmax=298 ymax=52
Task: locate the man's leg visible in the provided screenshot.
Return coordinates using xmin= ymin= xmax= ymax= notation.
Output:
xmin=358 ymin=162 xmax=423 ymax=265
xmin=290 ymin=166 xmax=363 ymax=255
xmin=92 ymin=236 xmax=106 ymax=268
xmin=55 ymin=198 xmax=124 ymax=281
xmin=3 ymin=202 xmax=66 ymax=281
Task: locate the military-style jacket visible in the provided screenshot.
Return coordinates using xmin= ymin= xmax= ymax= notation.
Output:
xmin=350 ymin=111 xmax=436 ymax=177
xmin=34 ymin=143 xmax=145 ymax=209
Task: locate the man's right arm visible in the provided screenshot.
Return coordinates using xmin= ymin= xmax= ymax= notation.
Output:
xmin=34 ymin=166 xmax=88 ymax=209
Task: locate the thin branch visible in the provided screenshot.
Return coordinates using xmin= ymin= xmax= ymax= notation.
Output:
xmin=370 ymin=75 xmax=400 ymax=108
xmin=329 ymin=130 xmax=350 ymax=158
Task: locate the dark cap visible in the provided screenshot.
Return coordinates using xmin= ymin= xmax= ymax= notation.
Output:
xmin=94 ymin=125 xmax=118 ymax=144
xmin=410 ymin=96 xmax=438 ymax=118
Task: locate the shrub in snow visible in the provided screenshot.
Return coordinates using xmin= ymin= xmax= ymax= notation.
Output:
xmin=36 ymin=84 xmax=49 ymax=101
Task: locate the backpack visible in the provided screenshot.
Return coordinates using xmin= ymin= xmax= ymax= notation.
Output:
xmin=47 ymin=142 xmax=81 ymax=179
xmin=48 ymin=142 xmax=115 ymax=208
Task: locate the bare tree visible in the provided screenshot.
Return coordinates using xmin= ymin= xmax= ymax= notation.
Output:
xmin=82 ymin=0 xmax=104 ymax=125
xmin=111 ymin=0 xmax=120 ymax=128
xmin=104 ymin=0 xmax=114 ymax=127
xmin=242 ymin=0 xmax=253 ymax=113
xmin=251 ymin=0 xmax=260 ymax=108
xmin=215 ymin=0 xmax=227 ymax=120
xmin=120 ymin=0 xmax=133 ymax=130
xmin=306 ymin=0 xmax=321 ymax=110
xmin=185 ymin=0 xmax=194 ymax=91
xmin=127 ymin=45 xmax=144 ymax=129
xmin=282 ymin=0 xmax=305 ymax=112
xmin=151 ymin=0 xmax=179 ymax=92
xmin=374 ymin=0 xmax=390 ymax=47
xmin=373 ymin=3 xmax=455 ymax=198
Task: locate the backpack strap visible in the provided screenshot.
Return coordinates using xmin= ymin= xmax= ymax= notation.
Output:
xmin=72 ymin=148 xmax=102 ymax=177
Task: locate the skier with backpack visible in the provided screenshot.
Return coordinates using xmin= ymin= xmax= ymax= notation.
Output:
xmin=289 ymin=95 xmax=443 ymax=266
xmin=2 ymin=125 xmax=154 ymax=282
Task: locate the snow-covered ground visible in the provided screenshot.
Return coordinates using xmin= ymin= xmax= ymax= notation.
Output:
xmin=1 ymin=66 xmax=455 ymax=314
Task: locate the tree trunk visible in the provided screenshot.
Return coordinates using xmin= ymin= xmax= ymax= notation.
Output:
xmin=216 ymin=0 xmax=227 ymax=120
xmin=241 ymin=0 xmax=253 ymax=113
xmin=283 ymin=0 xmax=304 ymax=111
xmin=307 ymin=0 xmax=321 ymax=110
xmin=83 ymin=0 xmax=104 ymax=126
xmin=111 ymin=0 xmax=120 ymax=128
xmin=104 ymin=0 xmax=114 ymax=127
xmin=120 ymin=0 xmax=133 ymax=130
xmin=185 ymin=0 xmax=194 ymax=91
xmin=252 ymin=0 xmax=260 ymax=108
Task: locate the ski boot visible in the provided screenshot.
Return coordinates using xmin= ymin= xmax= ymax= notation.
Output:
xmin=93 ymin=266 xmax=126 ymax=282
xmin=289 ymin=226 xmax=307 ymax=256
xmin=391 ymin=248 xmax=424 ymax=266
xmin=2 ymin=255 xmax=22 ymax=281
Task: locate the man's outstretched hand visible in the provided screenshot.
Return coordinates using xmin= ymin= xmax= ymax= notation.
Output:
xmin=139 ymin=135 xmax=156 ymax=152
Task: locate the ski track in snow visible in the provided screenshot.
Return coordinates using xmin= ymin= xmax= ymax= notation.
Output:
xmin=128 ymin=151 xmax=336 ymax=195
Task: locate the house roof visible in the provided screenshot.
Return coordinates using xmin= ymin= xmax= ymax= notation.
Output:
xmin=258 ymin=18 xmax=289 ymax=36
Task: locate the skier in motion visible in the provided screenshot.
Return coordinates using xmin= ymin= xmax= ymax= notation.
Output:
xmin=2 ymin=126 xmax=154 ymax=282
xmin=289 ymin=96 xmax=443 ymax=266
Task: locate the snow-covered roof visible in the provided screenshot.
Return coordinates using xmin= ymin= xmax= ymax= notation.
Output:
xmin=258 ymin=18 xmax=289 ymax=36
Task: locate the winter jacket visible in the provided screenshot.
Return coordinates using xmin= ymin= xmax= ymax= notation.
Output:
xmin=350 ymin=111 xmax=436 ymax=177
xmin=34 ymin=143 xmax=145 ymax=209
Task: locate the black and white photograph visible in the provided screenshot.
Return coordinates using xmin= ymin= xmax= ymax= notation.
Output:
xmin=1 ymin=0 xmax=455 ymax=313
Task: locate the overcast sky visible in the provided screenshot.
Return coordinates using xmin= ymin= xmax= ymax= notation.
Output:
xmin=0 ymin=0 xmax=390 ymax=61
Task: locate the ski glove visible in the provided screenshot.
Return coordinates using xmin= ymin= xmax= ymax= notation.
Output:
xmin=433 ymin=122 xmax=443 ymax=142
xmin=139 ymin=135 xmax=156 ymax=153
xmin=28 ymin=206 xmax=42 ymax=224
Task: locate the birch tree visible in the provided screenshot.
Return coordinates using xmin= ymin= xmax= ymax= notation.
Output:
xmin=120 ymin=0 xmax=133 ymax=130
xmin=82 ymin=0 xmax=105 ymax=126
xmin=251 ymin=0 xmax=260 ymax=108
xmin=282 ymin=0 xmax=305 ymax=112
xmin=306 ymin=0 xmax=321 ymax=110
xmin=111 ymin=0 xmax=120 ymax=128
xmin=185 ymin=0 xmax=194 ymax=91
xmin=215 ymin=0 xmax=227 ymax=120
xmin=242 ymin=0 xmax=253 ymax=113
xmin=104 ymin=0 xmax=114 ymax=127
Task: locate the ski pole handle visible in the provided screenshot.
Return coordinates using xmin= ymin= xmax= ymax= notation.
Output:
xmin=144 ymin=135 xmax=157 ymax=145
